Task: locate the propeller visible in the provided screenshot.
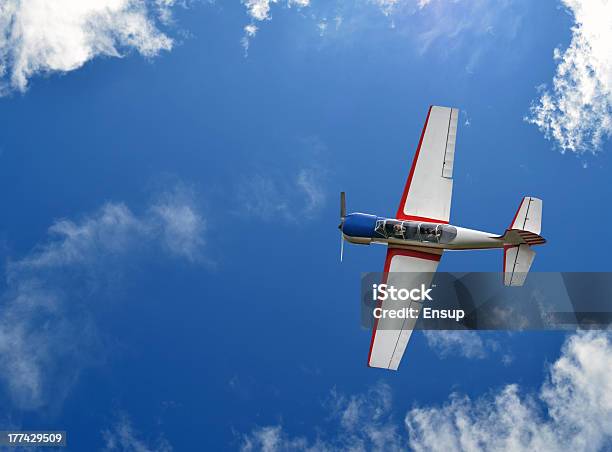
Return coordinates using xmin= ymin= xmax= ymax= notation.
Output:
xmin=339 ymin=192 xmax=346 ymax=262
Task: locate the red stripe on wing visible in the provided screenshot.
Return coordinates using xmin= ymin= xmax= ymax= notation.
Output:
xmin=396 ymin=106 xmax=447 ymax=223
xmin=366 ymin=247 xmax=441 ymax=367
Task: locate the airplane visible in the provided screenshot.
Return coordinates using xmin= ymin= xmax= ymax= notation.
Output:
xmin=338 ymin=105 xmax=546 ymax=370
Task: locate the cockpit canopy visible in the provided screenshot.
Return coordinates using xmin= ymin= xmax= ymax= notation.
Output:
xmin=374 ymin=219 xmax=457 ymax=244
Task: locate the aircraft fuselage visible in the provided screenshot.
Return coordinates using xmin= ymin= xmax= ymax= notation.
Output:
xmin=341 ymin=212 xmax=505 ymax=251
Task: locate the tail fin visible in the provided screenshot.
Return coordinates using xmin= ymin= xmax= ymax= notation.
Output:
xmin=509 ymin=196 xmax=542 ymax=235
xmin=502 ymin=197 xmax=545 ymax=286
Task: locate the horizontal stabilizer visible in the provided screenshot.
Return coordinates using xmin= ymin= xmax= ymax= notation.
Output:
xmin=501 ymin=196 xmax=544 ymax=286
xmin=503 ymin=229 xmax=546 ymax=246
xmin=504 ymin=244 xmax=535 ymax=286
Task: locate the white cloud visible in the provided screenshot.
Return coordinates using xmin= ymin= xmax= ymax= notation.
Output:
xmin=501 ymin=353 xmax=514 ymax=366
xmin=237 ymin=138 xmax=327 ymax=223
xmin=371 ymin=0 xmax=401 ymax=16
xmin=16 ymin=203 xmax=146 ymax=270
xmin=0 ymin=0 xmax=175 ymax=94
xmin=423 ymin=330 xmax=488 ymax=359
xmin=407 ymin=331 xmax=612 ymax=452
xmin=240 ymin=332 xmax=612 ymax=452
xmin=238 ymin=175 xmax=291 ymax=220
xmin=102 ymin=412 xmax=173 ymax=452
xmin=241 ymin=23 xmax=259 ymax=55
xmin=526 ymin=0 xmax=612 ymax=154
xmin=333 ymin=0 xmax=520 ymax=76
xmin=241 ymin=382 xmax=405 ymax=451
xmin=296 ymin=168 xmax=325 ymax=216
xmin=242 ymin=0 xmax=310 ymax=20
xmin=370 ymin=0 xmax=430 ymax=16
xmin=240 ymin=0 xmax=310 ymax=53
xmin=243 ymin=0 xmax=274 ymax=22
xmin=150 ymin=188 xmax=206 ymax=262
xmin=242 ymin=0 xmax=311 ymax=22
xmin=238 ymin=167 xmax=326 ymax=223
xmin=412 ymin=1 xmax=521 ymax=58
xmin=244 ymin=24 xmax=259 ymax=37
xmin=317 ymin=20 xmax=328 ymax=36
xmin=0 ymin=188 xmax=205 ymax=410
xmin=241 ymin=426 xmax=309 ymax=452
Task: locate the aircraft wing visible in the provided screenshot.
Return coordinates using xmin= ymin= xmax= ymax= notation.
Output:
xmin=396 ymin=106 xmax=459 ymax=224
xmin=368 ymin=247 xmax=441 ymax=370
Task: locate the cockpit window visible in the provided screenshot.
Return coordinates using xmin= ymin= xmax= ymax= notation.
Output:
xmin=375 ymin=219 xmax=457 ymax=244
xmin=418 ymin=224 xmax=441 ymax=242
xmin=439 ymin=225 xmax=457 ymax=243
xmin=375 ymin=219 xmax=415 ymax=240
xmin=376 ymin=220 xmax=403 ymax=239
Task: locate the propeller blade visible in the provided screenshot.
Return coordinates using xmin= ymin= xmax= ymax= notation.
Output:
xmin=340 ymin=191 xmax=346 ymax=219
xmin=340 ymin=233 xmax=344 ymax=262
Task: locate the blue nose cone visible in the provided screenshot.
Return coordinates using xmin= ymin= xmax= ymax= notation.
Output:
xmin=343 ymin=213 xmax=377 ymax=238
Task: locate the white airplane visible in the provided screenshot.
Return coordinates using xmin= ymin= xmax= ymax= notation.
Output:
xmin=338 ymin=105 xmax=546 ymax=370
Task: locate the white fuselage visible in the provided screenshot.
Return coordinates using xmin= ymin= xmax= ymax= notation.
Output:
xmin=344 ymin=224 xmax=505 ymax=251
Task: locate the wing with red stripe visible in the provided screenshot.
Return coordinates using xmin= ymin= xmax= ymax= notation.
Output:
xmin=396 ymin=106 xmax=459 ymax=224
xmin=368 ymin=247 xmax=441 ymax=370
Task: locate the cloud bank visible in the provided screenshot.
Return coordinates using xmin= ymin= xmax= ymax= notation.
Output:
xmin=527 ymin=0 xmax=612 ymax=154
xmin=408 ymin=331 xmax=612 ymax=451
xmin=0 ymin=0 xmax=175 ymax=94
xmin=240 ymin=331 xmax=612 ymax=451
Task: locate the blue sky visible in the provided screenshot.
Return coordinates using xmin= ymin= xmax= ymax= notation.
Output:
xmin=0 ymin=0 xmax=611 ymax=450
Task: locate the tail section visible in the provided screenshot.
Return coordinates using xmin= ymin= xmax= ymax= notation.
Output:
xmin=503 ymin=244 xmax=535 ymax=286
xmin=509 ymin=196 xmax=542 ymax=235
xmin=502 ymin=197 xmax=545 ymax=286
